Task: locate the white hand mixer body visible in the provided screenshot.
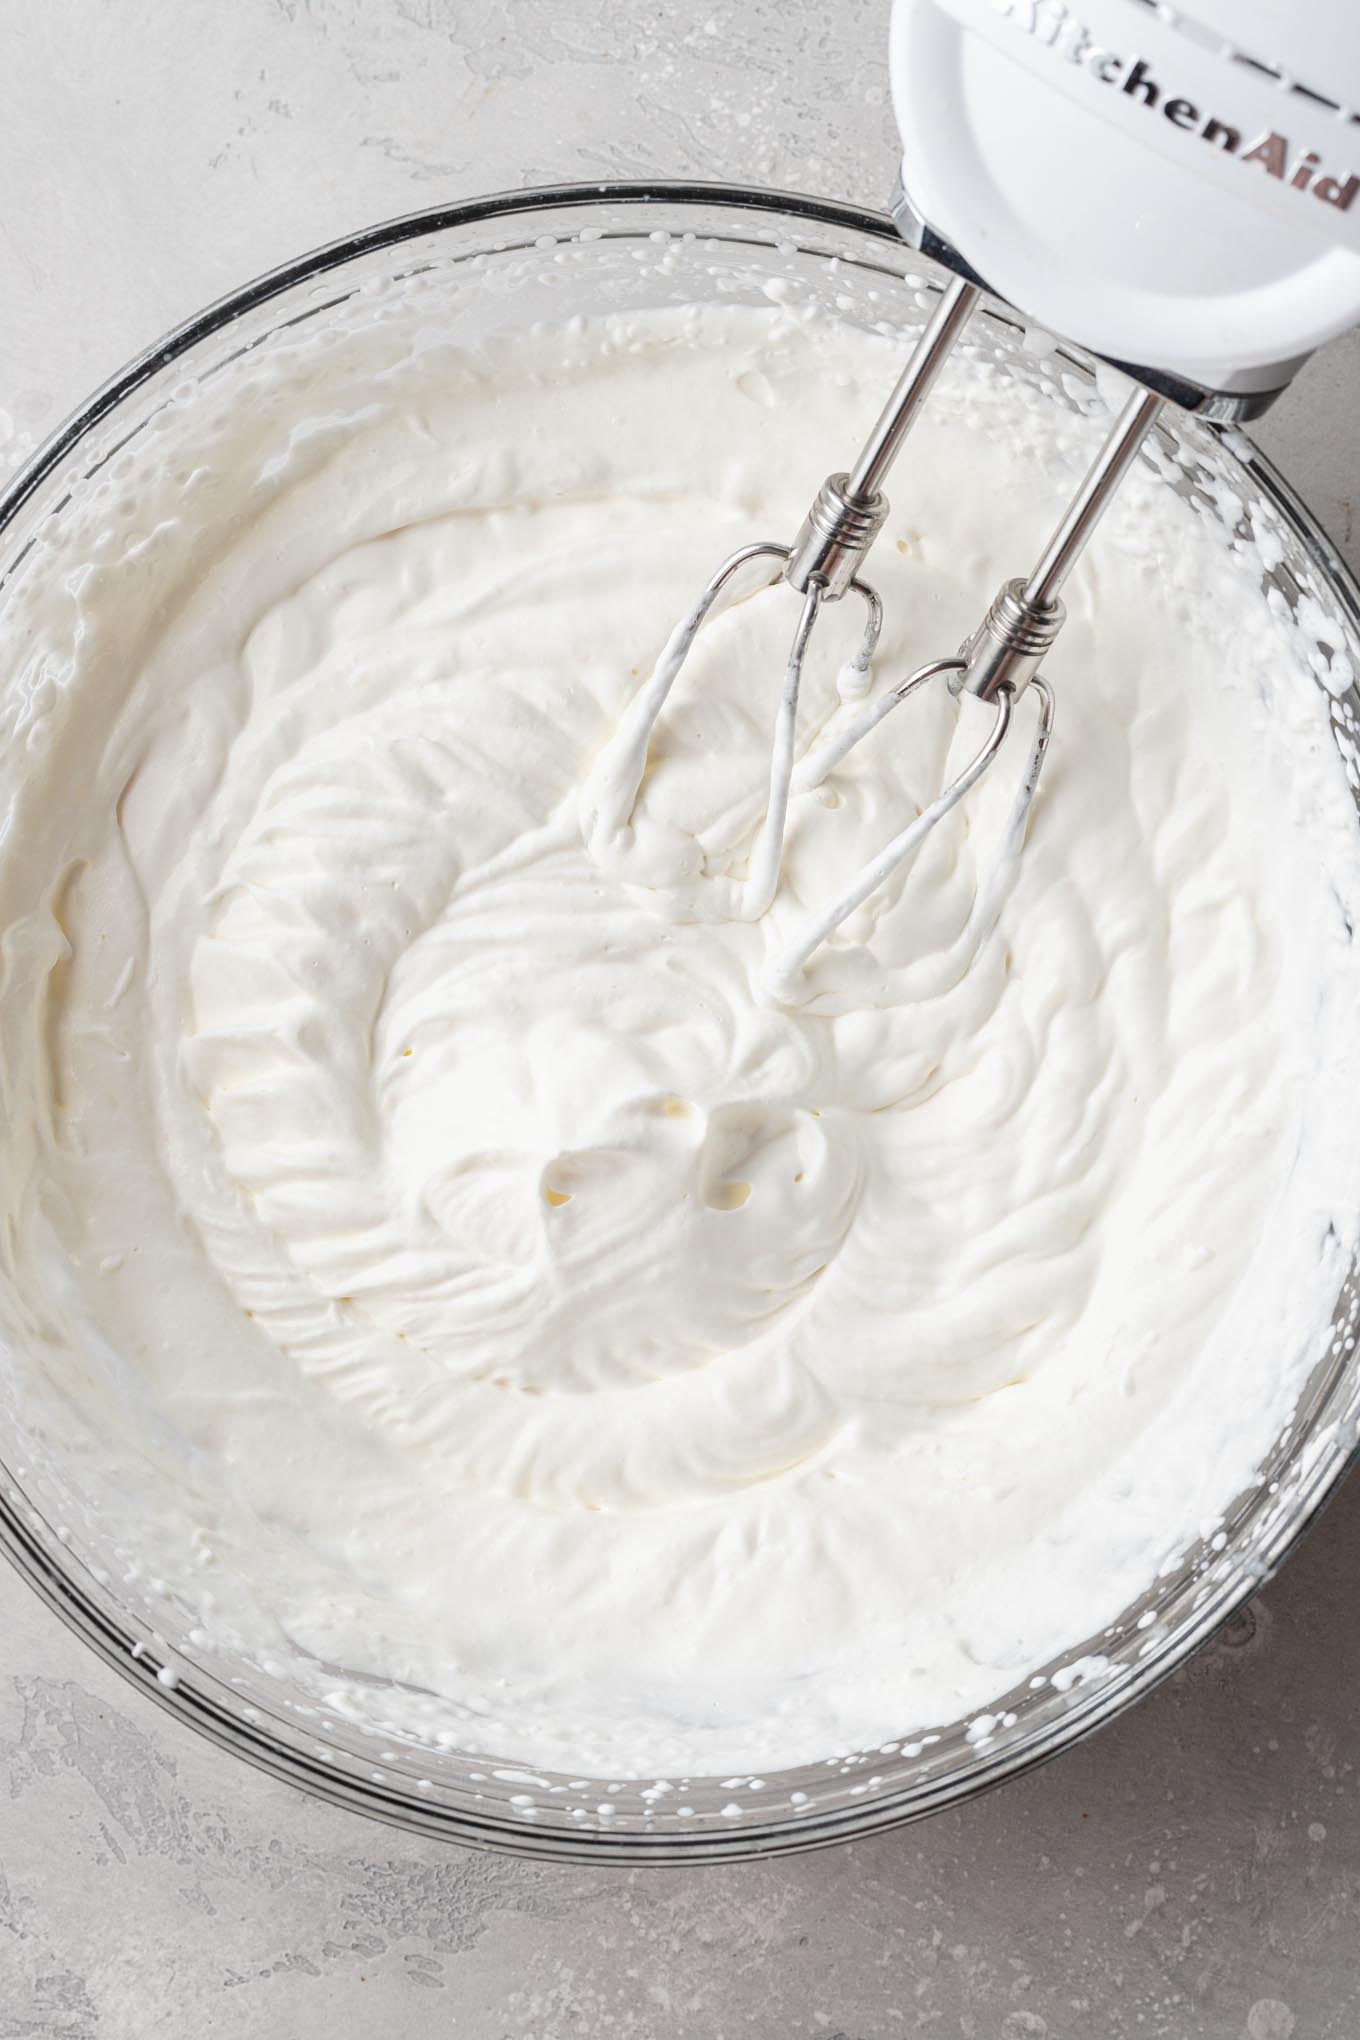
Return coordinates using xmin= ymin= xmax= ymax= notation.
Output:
xmin=892 ymin=0 xmax=1360 ymax=402
xmin=584 ymin=0 xmax=1360 ymax=996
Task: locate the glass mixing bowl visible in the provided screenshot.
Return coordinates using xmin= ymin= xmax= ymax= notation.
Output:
xmin=2 ymin=182 xmax=1359 ymax=1864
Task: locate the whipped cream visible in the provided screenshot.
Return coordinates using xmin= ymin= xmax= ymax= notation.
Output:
xmin=1 ymin=298 xmax=1358 ymax=1778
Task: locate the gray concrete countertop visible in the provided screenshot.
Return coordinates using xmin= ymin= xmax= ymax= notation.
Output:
xmin=2 ymin=4 xmax=1359 ymax=2035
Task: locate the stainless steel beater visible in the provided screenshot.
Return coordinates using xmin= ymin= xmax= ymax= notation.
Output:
xmin=585 ymin=272 xmax=1162 ymax=993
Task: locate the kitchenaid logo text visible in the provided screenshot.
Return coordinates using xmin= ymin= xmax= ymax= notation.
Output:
xmin=993 ymin=0 xmax=1358 ymax=212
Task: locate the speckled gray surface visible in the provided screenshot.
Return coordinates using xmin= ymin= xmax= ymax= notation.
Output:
xmin=3 ymin=4 xmax=1360 ymax=2035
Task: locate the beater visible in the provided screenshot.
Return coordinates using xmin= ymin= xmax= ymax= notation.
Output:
xmin=585 ymin=0 xmax=1360 ymax=994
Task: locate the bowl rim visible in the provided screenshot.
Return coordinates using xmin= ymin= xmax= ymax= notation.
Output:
xmin=2 ymin=175 xmax=1359 ymax=1864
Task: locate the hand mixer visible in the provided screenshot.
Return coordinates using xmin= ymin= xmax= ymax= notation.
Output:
xmin=586 ymin=0 xmax=1360 ymax=996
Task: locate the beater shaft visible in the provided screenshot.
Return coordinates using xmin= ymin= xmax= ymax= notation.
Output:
xmin=783 ymin=275 xmax=980 ymax=599
xmin=955 ymin=387 xmax=1163 ymax=704
xmin=1025 ymin=388 xmax=1164 ymax=610
xmin=845 ymin=277 xmax=981 ymax=502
